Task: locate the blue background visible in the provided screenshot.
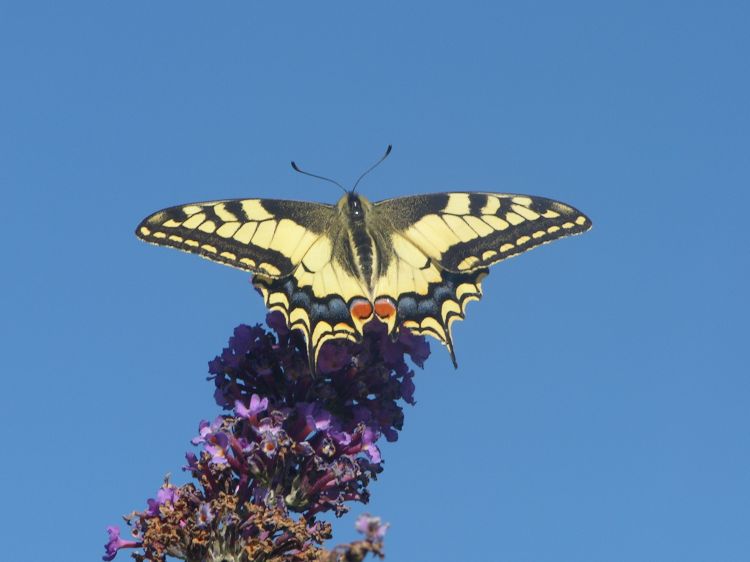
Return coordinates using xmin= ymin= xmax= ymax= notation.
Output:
xmin=2 ymin=2 xmax=749 ymax=561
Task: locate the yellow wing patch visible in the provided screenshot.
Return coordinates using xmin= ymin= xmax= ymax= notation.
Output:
xmin=373 ymin=234 xmax=440 ymax=298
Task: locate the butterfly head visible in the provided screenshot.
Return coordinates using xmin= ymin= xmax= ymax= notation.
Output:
xmin=335 ymin=192 xmax=372 ymax=222
xmin=347 ymin=193 xmax=365 ymax=220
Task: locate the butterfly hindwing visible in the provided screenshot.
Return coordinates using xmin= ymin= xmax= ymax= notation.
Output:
xmin=251 ymin=214 xmax=372 ymax=369
xmin=392 ymin=268 xmax=487 ymax=367
xmin=253 ymin=273 xmax=362 ymax=369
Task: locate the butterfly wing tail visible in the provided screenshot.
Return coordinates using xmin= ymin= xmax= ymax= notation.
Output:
xmin=397 ymin=269 xmax=486 ymax=369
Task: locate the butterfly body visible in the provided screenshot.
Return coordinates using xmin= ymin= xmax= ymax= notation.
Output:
xmin=137 ymin=190 xmax=591 ymax=371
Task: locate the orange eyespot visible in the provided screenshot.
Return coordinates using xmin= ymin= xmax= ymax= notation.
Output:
xmin=374 ymin=298 xmax=397 ymax=320
xmin=350 ymin=299 xmax=374 ymax=321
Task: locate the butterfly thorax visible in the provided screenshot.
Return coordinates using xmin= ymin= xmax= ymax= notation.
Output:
xmin=335 ymin=193 xmax=390 ymax=294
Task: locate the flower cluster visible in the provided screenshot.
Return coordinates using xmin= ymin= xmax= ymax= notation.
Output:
xmin=104 ymin=313 xmax=429 ymax=561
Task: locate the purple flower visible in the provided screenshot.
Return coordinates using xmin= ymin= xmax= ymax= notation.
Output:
xmin=397 ymin=329 xmax=431 ymax=367
xmin=355 ymin=514 xmax=389 ymax=541
xmin=203 ymin=316 xmax=427 ymax=512
xmin=257 ymin=417 xmax=283 ymax=458
xmin=145 ymin=484 xmax=179 ymax=516
xmin=105 ymin=314 xmax=429 ymax=560
xmin=205 ymin=431 xmax=230 ymax=465
xmin=156 ymin=485 xmax=177 ymax=505
xmin=317 ymin=342 xmax=353 ymax=373
xmin=235 ymin=394 xmax=268 ymax=419
xmin=329 ymin=428 xmax=352 ymax=447
xmin=184 ymin=451 xmax=199 ymax=471
xmin=260 ymin=436 xmax=279 ymax=457
xmin=196 ymin=503 xmax=214 ymax=528
xmin=363 ymin=443 xmax=381 ymax=463
xmin=360 ymin=427 xmax=382 ymax=463
xmin=102 ymin=526 xmax=140 ymax=561
xmin=257 ymin=416 xmax=281 ymax=435
xmin=290 ymin=402 xmax=332 ymax=441
xmin=191 ymin=416 xmax=224 ymax=445
xmin=400 ymin=372 xmax=416 ymax=405
xmin=266 ymin=310 xmax=289 ymax=335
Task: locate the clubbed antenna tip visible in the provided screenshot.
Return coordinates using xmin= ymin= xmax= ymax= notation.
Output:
xmin=352 ymin=145 xmax=393 ymax=193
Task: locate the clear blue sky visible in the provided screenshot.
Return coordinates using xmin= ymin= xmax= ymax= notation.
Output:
xmin=2 ymin=2 xmax=749 ymax=561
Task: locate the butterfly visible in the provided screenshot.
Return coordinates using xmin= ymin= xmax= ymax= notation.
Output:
xmin=136 ymin=147 xmax=591 ymax=372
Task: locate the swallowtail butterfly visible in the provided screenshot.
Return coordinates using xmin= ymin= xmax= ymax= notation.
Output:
xmin=136 ymin=148 xmax=591 ymax=372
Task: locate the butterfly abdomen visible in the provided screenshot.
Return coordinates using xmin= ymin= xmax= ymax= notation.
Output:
xmin=349 ymin=222 xmax=375 ymax=287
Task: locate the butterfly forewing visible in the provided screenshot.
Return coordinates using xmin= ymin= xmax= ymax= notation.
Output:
xmin=136 ymin=198 xmax=334 ymax=277
xmin=376 ymin=192 xmax=591 ymax=273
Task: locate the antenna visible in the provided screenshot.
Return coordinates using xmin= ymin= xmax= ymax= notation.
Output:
xmin=290 ymin=161 xmax=347 ymax=194
xmin=352 ymin=145 xmax=392 ymax=193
